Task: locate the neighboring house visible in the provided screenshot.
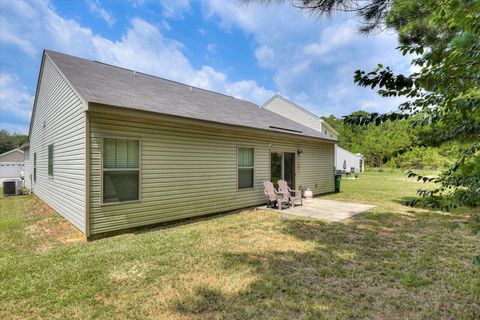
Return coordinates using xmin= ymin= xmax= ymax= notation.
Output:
xmin=0 ymin=148 xmax=24 ymax=179
xmin=262 ymin=94 xmax=365 ymax=173
xmin=24 ymin=50 xmax=337 ymax=238
xmin=335 ymin=146 xmax=365 ymax=173
xmin=263 ymin=94 xmax=339 ymax=139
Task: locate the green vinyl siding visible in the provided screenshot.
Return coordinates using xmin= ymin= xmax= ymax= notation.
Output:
xmin=89 ymin=111 xmax=334 ymax=235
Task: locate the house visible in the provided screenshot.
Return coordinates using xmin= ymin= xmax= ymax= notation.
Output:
xmin=263 ymin=94 xmax=339 ymax=139
xmin=335 ymin=146 xmax=365 ymax=173
xmin=262 ymin=94 xmax=365 ymax=173
xmin=23 ymin=50 xmax=337 ymax=238
xmin=0 ymin=148 xmax=24 ymax=179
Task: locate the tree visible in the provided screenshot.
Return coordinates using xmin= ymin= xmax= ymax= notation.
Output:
xmin=323 ymin=113 xmax=417 ymax=168
xmin=346 ymin=0 xmax=480 ymax=209
xmin=244 ymin=0 xmax=391 ymax=32
xmin=248 ymin=0 xmax=480 ymax=210
xmin=0 ymin=130 xmax=28 ymax=154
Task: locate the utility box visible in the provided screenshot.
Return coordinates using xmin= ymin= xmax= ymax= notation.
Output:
xmin=3 ymin=179 xmax=23 ymax=196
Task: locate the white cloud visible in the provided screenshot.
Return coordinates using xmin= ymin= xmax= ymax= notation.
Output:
xmin=0 ymin=22 xmax=37 ymax=57
xmin=206 ymin=43 xmax=216 ymax=53
xmin=255 ymin=46 xmax=275 ymax=69
xmin=131 ymin=0 xmax=191 ymax=17
xmin=201 ymin=0 xmax=411 ymax=116
xmin=0 ymin=0 xmax=272 ymax=112
xmin=358 ymin=95 xmax=405 ymax=113
xmin=0 ymin=0 xmax=39 ymax=56
xmin=0 ymin=72 xmax=34 ymax=121
xmin=159 ymin=0 xmax=191 ymax=17
xmin=161 ymin=20 xmax=172 ymax=31
xmin=87 ymin=0 xmax=116 ymax=27
xmin=225 ymin=80 xmax=274 ymax=104
xmin=303 ymin=21 xmax=356 ymax=56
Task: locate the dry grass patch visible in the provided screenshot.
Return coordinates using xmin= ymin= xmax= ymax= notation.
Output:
xmin=26 ymin=217 xmax=84 ymax=251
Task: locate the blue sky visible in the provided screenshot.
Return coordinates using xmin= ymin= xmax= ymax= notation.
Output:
xmin=0 ymin=0 xmax=411 ymax=134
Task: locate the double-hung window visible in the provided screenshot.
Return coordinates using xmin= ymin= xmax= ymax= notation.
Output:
xmin=48 ymin=145 xmax=54 ymax=176
xmin=33 ymin=153 xmax=37 ymax=182
xmin=238 ymin=147 xmax=254 ymax=189
xmin=102 ymin=138 xmax=140 ymax=203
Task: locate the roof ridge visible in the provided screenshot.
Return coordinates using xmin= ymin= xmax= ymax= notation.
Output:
xmin=0 ymin=148 xmax=24 ymax=157
xmin=45 ymin=49 xmax=255 ymax=105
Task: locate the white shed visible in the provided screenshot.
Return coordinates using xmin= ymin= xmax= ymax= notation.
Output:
xmin=0 ymin=148 xmax=24 ymax=179
xmin=335 ymin=146 xmax=365 ymax=173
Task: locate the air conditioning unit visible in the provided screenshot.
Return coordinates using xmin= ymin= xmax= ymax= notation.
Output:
xmin=3 ymin=179 xmax=24 ymax=196
xmin=16 ymin=180 xmax=24 ymax=194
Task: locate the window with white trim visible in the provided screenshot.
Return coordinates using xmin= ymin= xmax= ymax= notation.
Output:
xmin=238 ymin=147 xmax=254 ymax=189
xmin=103 ymin=138 xmax=140 ymax=203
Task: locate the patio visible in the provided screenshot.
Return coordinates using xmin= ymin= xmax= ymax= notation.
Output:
xmin=263 ymin=198 xmax=376 ymax=222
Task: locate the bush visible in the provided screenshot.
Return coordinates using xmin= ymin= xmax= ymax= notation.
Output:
xmin=385 ymin=147 xmax=453 ymax=170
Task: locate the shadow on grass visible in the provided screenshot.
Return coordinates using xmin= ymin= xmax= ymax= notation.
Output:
xmin=89 ymin=205 xmax=265 ymax=240
xmin=167 ymin=210 xmax=476 ymax=319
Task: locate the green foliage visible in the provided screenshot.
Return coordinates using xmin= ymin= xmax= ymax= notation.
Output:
xmin=344 ymin=0 xmax=480 ymax=210
xmin=385 ymin=146 xmax=453 ymax=170
xmin=324 ymin=114 xmax=452 ymax=169
xmin=475 ymin=255 xmax=480 ymax=266
xmin=0 ymin=129 xmax=28 ymax=154
xmin=471 ymin=211 xmax=480 ymax=235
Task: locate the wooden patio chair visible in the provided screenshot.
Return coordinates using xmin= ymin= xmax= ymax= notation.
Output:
xmin=263 ymin=181 xmax=289 ymax=211
xmin=278 ymin=180 xmax=303 ymax=208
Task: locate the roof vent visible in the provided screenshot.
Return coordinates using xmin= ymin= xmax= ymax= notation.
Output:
xmin=189 ymin=86 xmax=193 ymax=93
xmin=133 ymin=70 xmax=137 ymax=77
xmin=269 ymin=126 xmax=303 ymax=133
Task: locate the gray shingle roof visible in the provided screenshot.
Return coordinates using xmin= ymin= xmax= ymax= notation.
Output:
xmin=46 ymin=50 xmax=336 ymax=142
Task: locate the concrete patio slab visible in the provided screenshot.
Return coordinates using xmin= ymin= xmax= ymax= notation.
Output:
xmin=262 ymin=198 xmax=376 ymax=222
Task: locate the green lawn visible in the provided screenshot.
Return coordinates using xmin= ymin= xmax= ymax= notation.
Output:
xmin=1 ymin=172 xmax=478 ymax=319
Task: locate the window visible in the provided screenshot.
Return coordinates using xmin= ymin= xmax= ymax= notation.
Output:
xmin=238 ymin=147 xmax=254 ymax=189
xmin=33 ymin=153 xmax=37 ymax=182
xmin=102 ymin=138 xmax=140 ymax=203
xmin=48 ymin=145 xmax=54 ymax=176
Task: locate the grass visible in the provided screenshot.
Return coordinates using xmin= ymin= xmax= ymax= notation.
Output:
xmin=0 ymin=171 xmax=478 ymax=319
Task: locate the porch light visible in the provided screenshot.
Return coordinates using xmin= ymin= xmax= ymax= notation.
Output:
xmin=297 ymin=149 xmax=304 ymax=156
